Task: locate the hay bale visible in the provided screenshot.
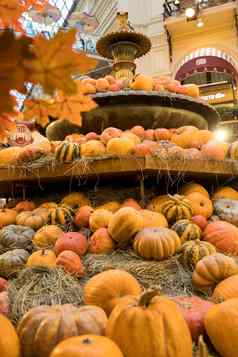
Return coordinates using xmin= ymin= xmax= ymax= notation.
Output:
xmin=8 ymin=266 xmax=83 ymax=324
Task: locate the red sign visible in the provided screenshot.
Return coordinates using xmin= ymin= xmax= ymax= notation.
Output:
xmin=8 ymin=123 xmax=33 ymax=146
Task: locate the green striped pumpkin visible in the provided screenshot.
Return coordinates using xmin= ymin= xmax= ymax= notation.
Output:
xmin=180 ymin=239 xmax=216 ymax=271
xmin=48 ymin=205 xmax=74 ymax=230
xmin=55 ymin=142 xmax=80 ymax=163
xmin=160 ymin=195 xmax=193 ymax=224
xmin=172 ymin=219 xmax=201 ymax=242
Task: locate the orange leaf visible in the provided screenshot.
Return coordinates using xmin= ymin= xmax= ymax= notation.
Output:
xmin=0 ymin=113 xmax=16 ymax=142
xmin=24 ymin=29 xmax=98 ymax=95
xmin=23 ymin=99 xmax=53 ymax=128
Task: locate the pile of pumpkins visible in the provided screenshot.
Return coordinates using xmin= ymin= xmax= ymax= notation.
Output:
xmin=81 ymin=74 xmax=200 ymax=98
xmin=2 ymin=124 xmax=237 ymax=167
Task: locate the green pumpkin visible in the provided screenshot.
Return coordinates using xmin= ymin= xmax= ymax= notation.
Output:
xmin=160 ymin=195 xmax=193 ymax=224
xmin=55 ymin=142 xmax=80 ymax=163
xmin=0 ymin=225 xmax=35 ymax=254
xmin=181 ymin=240 xmax=216 ymax=271
xmin=48 ymin=205 xmax=74 ymax=230
xmin=172 ymin=219 xmax=201 ymax=242
xmin=0 ymin=249 xmax=29 ymax=278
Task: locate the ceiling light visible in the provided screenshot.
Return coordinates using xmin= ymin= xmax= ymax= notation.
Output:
xmin=185 ymin=7 xmax=196 ymax=18
xmin=174 ymin=0 xmax=180 ymax=5
xmin=214 ymin=129 xmax=229 ymax=142
xmin=197 ymin=18 xmax=204 ymax=27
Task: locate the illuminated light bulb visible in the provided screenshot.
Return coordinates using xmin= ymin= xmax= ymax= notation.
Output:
xmin=214 ymin=129 xmax=229 ymax=142
xmin=174 ymin=0 xmax=180 ymax=5
xmin=185 ymin=7 xmax=196 ymax=18
xmin=197 ymin=18 xmax=204 ymax=27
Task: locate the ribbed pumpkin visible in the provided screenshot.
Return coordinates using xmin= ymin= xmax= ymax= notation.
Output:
xmin=16 ymin=209 xmax=48 ymax=229
xmin=204 ymin=299 xmax=238 ymax=357
xmin=55 ymin=142 xmax=80 ymax=162
xmin=180 ymin=183 xmax=209 ymax=198
xmin=81 ymin=140 xmax=106 ymax=157
xmin=0 ymin=314 xmax=21 ymax=357
xmin=212 ymin=186 xmax=238 ymax=200
xmin=212 ymin=274 xmax=238 ymax=303
xmin=203 ymin=220 xmax=238 ymax=255
xmin=140 ymin=209 xmax=168 ymax=228
xmin=192 ymin=253 xmax=238 ymax=290
xmin=146 ymin=195 xmax=168 ymax=213
xmin=160 ymin=195 xmax=193 ymax=224
xmin=0 ymin=249 xmax=29 ymax=278
xmin=56 ymin=250 xmax=84 ymax=277
xmin=0 ymin=209 xmax=17 ymax=227
xmin=171 ymin=219 xmax=201 ymax=242
xmin=213 ymin=198 xmax=238 ymax=226
xmin=106 ymin=137 xmax=135 ymax=156
xmin=50 ymin=335 xmax=124 ymax=357
xmin=133 ymin=227 xmax=181 ymax=260
xmin=106 ymin=289 xmax=193 ymax=357
xmin=180 ymin=239 xmax=216 ymax=271
xmin=40 ymin=202 xmax=58 ymax=209
xmin=83 ymin=269 xmax=142 ymax=316
xmin=17 ymin=304 xmax=108 ymax=357
xmin=186 ymin=192 xmax=213 ymax=218
xmin=15 ymin=200 xmax=36 ymax=212
xmin=89 ymin=209 xmax=113 ymax=232
xmin=27 ymin=249 xmax=57 ymax=268
xmin=61 ymin=192 xmax=90 ymax=209
xmin=0 ymin=225 xmax=35 ymax=253
xmin=89 ymin=228 xmax=115 ymax=254
xmin=33 ymin=225 xmax=63 ymax=248
xmin=108 ymin=207 xmax=143 ymax=245
xmin=54 ymin=232 xmax=88 ymax=256
xmin=48 ymin=206 xmax=74 ymax=229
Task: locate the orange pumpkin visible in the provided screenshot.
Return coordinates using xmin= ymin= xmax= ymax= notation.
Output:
xmin=183 ymin=84 xmax=200 ymax=97
xmin=0 ymin=314 xmax=21 ymax=357
xmin=50 ymin=335 xmax=124 ymax=357
xmin=134 ymin=142 xmax=157 ymax=157
xmin=74 ymin=206 xmax=94 ymax=228
xmin=130 ymin=125 xmax=145 ymax=139
xmin=81 ymin=140 xmax=106 ymax=157
xmin=120 ymin=198 xmax=141 ymax=211
xmin=85 ymin=132 xmax=99 ymax=141
xmin=89 ymin=209 xmax=113 ymax=232
xmin=212 ymin=274 xmax=238 ymax=303
xmin=83 ymin=269 xmax=142 ymax=315
xmin=56 ymin=250 xmax=84 ymax=277
xmin=15 ymin=201 xmax=36 ymax=212
xmin=96 ymin=78 xmax=109 ymax=91
xmin=0 ymin=147 xmax=20 ymax=166
xmin=0 ymin=209 xmax=17 ymax=227
xmin=40 ymin=202 xmax=58 ymax=209
xmin=186 ymin=192 xmax=213 ymax=218
xmin=88 ymin=228 xmax=115 ymax=254
xmin=26 ymin=249 xmax=57 ymax=268
xmin=146 ymin=195 xmax=168 ymax=213
xmin=100 ymin=127 xmax=122 ymax=144
xmin=201 ymin=141 xmax=228 ymax=161
xmin=95 ymin=201 xmax=120 ymax=213
xmin=140 ymin=209 xmax=168 ymax=228
xmin=33 ymin=225 xmax=63 ymax=249
xmin=191 ymin=215 xmax=208 ymax=230
xmin=212 ymin=186 xmax=238 ymax=201
xmin=130 ymin=74 xmax=153 ymax=91
xmin=121 ymin=131 xmax=141 ymax=145
xmin=16 ymin=209 xmax=48 ymax=229
xmin=106 ymin=137 xmax=135 ymax=156
xmin=65 ymin=134 xmax=86 ymax=144
xmin=144 ymin=129 xmax=155 ymax=141
xmin=61 ymin=192 xmax=90 ymax=209
xmin=180 ymin=183 xmax=209 ymax=198
xmin=54 ymin=232 xmax=88 ymax=256
xmin=154 ymin=128 xmax=172 ymax=141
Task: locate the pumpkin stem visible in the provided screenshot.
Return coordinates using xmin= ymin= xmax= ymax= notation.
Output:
xmin=196 ymin=336 xmax=210 ymax=357
xmin=41 ymin=249 xmax=46 ymax=256
xmin=82 ymin=338 xmax=92 ymax=345
xmin=138 ymin=288 xmax=160 ymax=308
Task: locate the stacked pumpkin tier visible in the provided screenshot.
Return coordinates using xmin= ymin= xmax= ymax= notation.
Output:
xmin=1 ymin=181 xmax=238 ymax=356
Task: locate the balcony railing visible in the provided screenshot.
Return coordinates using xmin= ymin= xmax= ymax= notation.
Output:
xmin=163 ymin=0 xmax=235 ymax=20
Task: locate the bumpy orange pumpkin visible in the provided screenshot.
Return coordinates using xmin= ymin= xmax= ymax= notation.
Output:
xmin=212 ymin=186 xmax=238 ymax=200
xmin=16 ymin=209 xmax=48 ymax=229
xmin=89 ymin=209 xmax=113 ymax=232
xmin=0 ymin=209 xmax=17 ymax=227
xmin=120 ymin=198 xmax=141 ymax=211
xmin=108 ymin=207 xmax=143 ymax=245
xmin=186 ymin=192 xmax=213 ymax=218
xmin=106 ymin=290 xmax=192 ymax=357
xmin=106 ymin=137 xmax=135 ymax=156
xmin=0 ymin=314 xmax=20 ymax=357
xmin=27 ymin=249 xmax=56 ymax=268
xmin=204 ymin=299 xmax=238 ymax=357
xmin=83 ymin=269 xmax=142 ymax=316
xmin=100 ymin=127 xmax=122 ymax=144
xmin=54 ymin=232 xmax=88 ymax=256
xmin=50 ymin=335 xmax=124 ymax=357
xmin=15 ymin=201 xmax=36 ymax=212
xmin=192 ymin=253 xmax=238 ymax=290
xmin=74 ymin=205 xmax=94 ymax=228
xmin=203 ymin=220 xmax=238 ymax=255
xmin=81 ymin=140 xmax=106 ymax=157
xmin=33 ymin=225 xmax=63 ymax=248
xmin=56 ymin=250 xmax=84 ymax=277
xmin=89 ymin=228 xmax=115 ymax=254
xmin=160 ymin=195 xmax=193 ymax=223
xmin=140 ymin=209 xmax=168 ymax=228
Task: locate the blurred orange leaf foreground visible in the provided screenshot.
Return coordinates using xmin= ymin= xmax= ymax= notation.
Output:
xmin=24 ymin=29 xmax=98 ymax=95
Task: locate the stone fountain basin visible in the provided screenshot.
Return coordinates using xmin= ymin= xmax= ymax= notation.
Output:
xmin=46 ymin=90 xmax=220 ymax=141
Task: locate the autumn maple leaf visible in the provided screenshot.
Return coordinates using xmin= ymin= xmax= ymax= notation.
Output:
xmin=0 ymin=113 xmax=16 ymax=143
xmin=24 ymin=29 xmax=98 ymax=95
xmin=23 ymin=98 xmax=54 ymax=128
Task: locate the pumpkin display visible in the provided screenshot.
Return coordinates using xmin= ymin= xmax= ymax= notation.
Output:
xmin=0 ymin=249 xmax=29 ymax=278
xmin=212 ymin=186 xmax=238 ymax=200
xmin=181 ymin=239 xmax=216 ymax=271
xmin=191 ymin=215 xmax=208 ymax=230
xmin=65 ymin=133 xmax=86 ymax=144
xmin=211 ymin=274 xmax=238 ymax=303
xmin=61 ymin=192 xmax=90 ymax=209
xmin=33 ymin=225 xmax=63 ymax=249
xmin=83 ymin=269 xmax=142 ymax=315
xmin=203 ymin=220 xmax=238 ymax=255
xmin=81 ymin=140 xmax=106 ymax=157
xmin=0 ymin=277 xmax=8 ymax=292
xmin=17 ymin=304 xmax=108 ymax=357
xmin=0 ymin=291 xmax=10 ymax=316
xmin=0 ymin=225 xmax=35 ymax=253
xmin=27 ymin=249 xmax=57 ymax=268
xmin=130 ymin=74 xmax=154 ymax=91
xmin=133 ymin=227 xmax=181 ymax=260
xmin=16 ymin=209 xmax=48 ymax=229
xmin=48 ymin=206 xmax=74 ymax=229
xmin=108 ymin=207 xmax=143 ymax=245
xmin=54 ymin=232 xmax=88 ymax=256
xmin=55 ymin=141 xmax=80 ymax=162
xmin=201 ymin=141 xmax=228 ymax=161
xmin=160 ymin=194 xmax=193 ymax=223
xmin=0 ymin=314 xmax=21 ymax=357
xmin=17 ymin=145 xmax=45 ymax=163
xmin=140 ymin=209 xmax=168 ymax=228
xmin=0 ymin=209 xmax=17 ymax=227
xmin=100 ymin=127 xmax=122 ymax=144
xmin=172 ymin=295 xmax=214 ymax=341
xmin=171 ymin=219 xmax=201 ymax=242
xmin=106 ymin=137 xmax=135 ymax=156
xmin=121 ymin=131 xmax=141 ymax=145
xmin=192 ymin=253 xmax=238 ymax=290
xmin=95 ymin=201 xmax=120 ymax=213
xmin=74 ymin=206 xmax=94 ymax=228
xmin=134 ymin=141 xmax=156 ymax=156
xmin=146 ymin=195 xmax=168 ymax=213
xmin=40 ymin=202 xmax=58 ymax=209
xmin=56 ymin=250 xmax=84 ymax=277
xmin=0 ymin=147 xmax=20 ymax=166
xmin=96 ymin=78 xmax=109 ymax=91
xmin=184 ymin=148 xmax=202 ymax=160
xmin=106 ymin=289 xmax=192 ymax=357
xmin=15 ymin=200 xmax=36 ymax=212
xmin=50 ymin=335 xmax=124 ymax=357
xmin=89 ymin=209 xmax=113 ymax=232
xmin=154 ymin=128 xmax=171 ymax=141
xmin=89 ymin=228 xmax=115 ymax=254
xmin=85 ymin=132 xmax=99 ymax=141
xmin=213 ymin=198 xmax=238 ymax=226
xmin=180 ymin=183 xmax=209 ymax=198
xmin=144 ymin=129 xmax=155 ymax=140
xmin=204 ymin=299 xmax=238 ymax=357
xmin=186 ymin=192 xmax=213 ymax=218
xmin=120 ymin=198 xmax=141 ymax=210
xmin=130 ymin=125 xmax=145 ymax=139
